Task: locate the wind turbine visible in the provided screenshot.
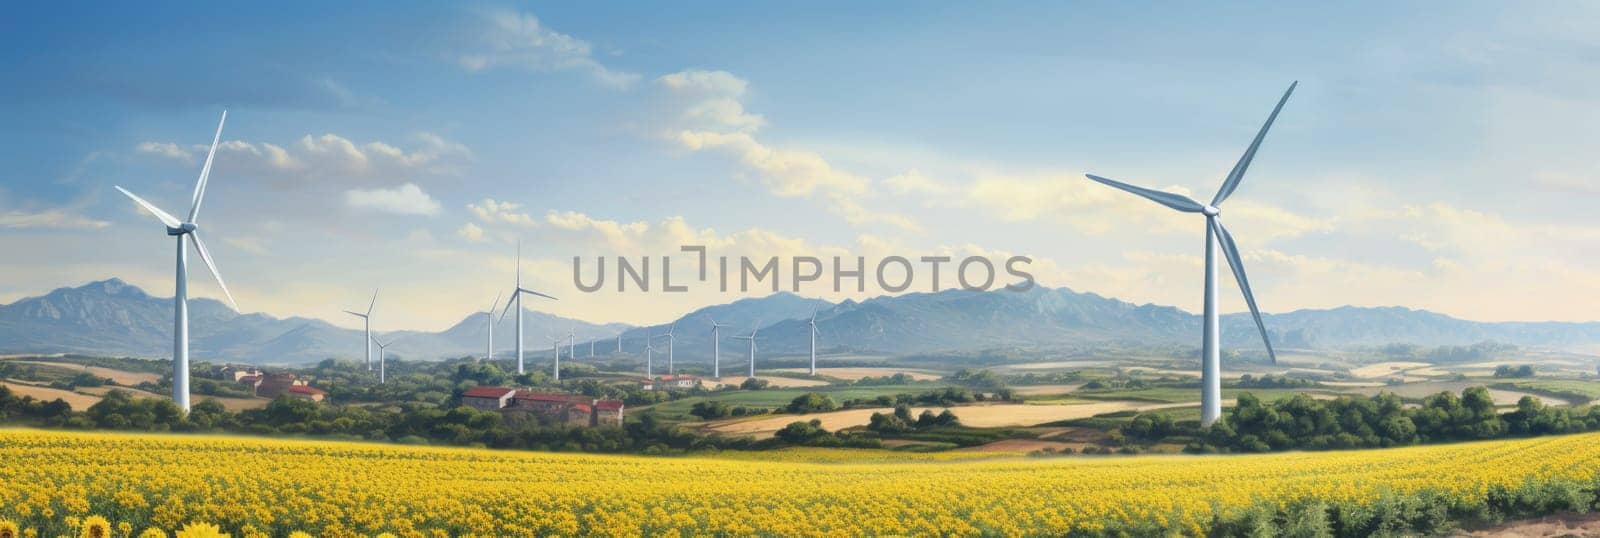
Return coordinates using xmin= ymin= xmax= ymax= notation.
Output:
xmin=731 ymin=321 xmax=760 ymax=378
xmin=806 ymin=310 xmax=821 ymax=376
xmin=567 ymin=326 xmax=576 ymax=363
xmin=343 ymin=290 xmax=378 ymax=371
xmin=498 ymin=240 xmax=557 ymax=375
xmin=708 ymin=316 xmax=729 ymax=379
xmin=547 ymin=334 xmax=563 ymax=381
xmin=373 ymin=335 xmax=397 ymax=384
xmin=1084 ymin=82 xmax=1294 ymax=427
xmin=654 ymin=323 xmax=677 ymax=374
xmin=113 ymin=110 xmax=236 ymax=413
xmin=485 ymin=293 xmax=500 ymax=361
xmin=615 ymin=333 xmax=622 ymax=354
xmin=644 ymin=329 xmax=656 ymax=378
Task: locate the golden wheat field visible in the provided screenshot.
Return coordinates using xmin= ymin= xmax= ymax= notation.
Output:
xmin=2 ymin=429 xmax=1600 ymax=537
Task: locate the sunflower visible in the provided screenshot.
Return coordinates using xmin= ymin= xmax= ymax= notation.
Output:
xmin=287 ymin=533 xmax=313 ymax=538
xmin=116 ymin=523 xmax=132 ymax=536
xmin=0 ymin=520 xmax=18 ymax=538
xmin=172 ymin=523 xmax=229 ymax=538
xmin=137 ymin=529 xmax=167 ymax=538
xmin=79 ymin=516 xmax=111 ymax=538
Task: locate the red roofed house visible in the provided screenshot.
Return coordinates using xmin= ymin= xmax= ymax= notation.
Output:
xmin=653 ymin=374 xmax=701 ymax=390
xmin=257 ymin=372 xmax=307 ymax=399
xmin=566 ymin=403 xmax=594 ymax=426
xmin=462 ymin=386 xmax=518 ymax=410
xmin=285 ymin=385 xmax=326 ymax=403
xmin=594 ymin=400 xmax=625 ymax=426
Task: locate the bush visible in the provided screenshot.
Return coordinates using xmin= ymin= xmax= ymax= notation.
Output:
xmin=785 ymin=393 xmax=839 ymax=414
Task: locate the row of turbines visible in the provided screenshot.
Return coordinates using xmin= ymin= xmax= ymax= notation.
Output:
xmin=117 ymin=82 xmax=1295 ymax=426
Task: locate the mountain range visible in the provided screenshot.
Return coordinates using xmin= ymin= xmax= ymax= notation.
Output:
xmin=2 ymin=278 xmax=1599 ymax=364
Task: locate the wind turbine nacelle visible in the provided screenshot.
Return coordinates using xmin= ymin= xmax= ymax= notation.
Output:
xmin=1202 ymin=205 xmax=1221 ymax=217
xmin=166 ymin=223 xmax=197 ymax=236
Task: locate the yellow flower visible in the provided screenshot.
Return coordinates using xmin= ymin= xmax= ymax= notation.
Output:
xmin=137 ymin=529 xmax=166 ymax=538
xmin=0 ymin=520 xmax=18 ymax=538
xmin=63 ymin=518 xmax=80 ymax=530
xmin=116 ymin=524 xmax=131 ymax=536
xmin=287 ymin=533 xmax=313 ymax=538
xmin=375 ymin=534 xmax=396 ymax=538
xmin=39 ymin=510 xmax=51 ymax=520
xmin=79 ymin=516 xmax=111 ymax=538
xmin=172 ymin=523 xmax=228 ymax=538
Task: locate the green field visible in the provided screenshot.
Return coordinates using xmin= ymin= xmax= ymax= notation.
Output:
xmin=1496 ymin=379 xmax=1600 ymax=403
xmin=1073 ymin=386 xmax=1345 ymax=404
xmin=646 ymin=384 xmax=948 ymax=420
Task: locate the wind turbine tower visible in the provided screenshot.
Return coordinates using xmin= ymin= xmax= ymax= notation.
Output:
xmin=112 ymin=111 xmax=236 ymax=413
xmin=732 ymin=322 xmax=760 ymax=378
xmin=343 ymin=290 xmax=378 ymax=371
xmin=1084 ymin=82 xmax=1294 ymax=426
xmin=373 ymin=335 xmax=397 ymax=384
xmin=499 ymin=240 xmax=556 ymax=375
xmin=485 ymin=293 xmax=500 ymax=361
xmin=548 ymin=334 xmax=562 ymax=381
xmin=654 ymin=323 xmax=677 ymax=374
xmin=806 ymin=310 xmax=821 ymax=376
xmin=708 ymin=316 xmax=729 ymax=379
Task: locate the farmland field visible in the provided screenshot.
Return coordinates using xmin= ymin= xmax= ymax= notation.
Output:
xmin=697 ymin=401 xmax=1197 ymax=437
xmin=2 ymin=429 xmax=1600 ymax=536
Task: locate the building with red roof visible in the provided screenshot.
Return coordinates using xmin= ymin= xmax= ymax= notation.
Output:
xmin=285 ymin=385 xmax=326 ymax=402
xmin=462 ymin=386 xmax=518 ymax=410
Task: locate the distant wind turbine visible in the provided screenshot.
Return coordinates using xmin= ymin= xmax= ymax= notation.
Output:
xmin=654 ymin=323 xmax=677 ymax=374
xmin=708 ymin=316 xmax=729 ymax=379
xmin=567 ymin=326 xmax=576 ymax=363
xmin=732 ymin=321 xmax=760 ymax=378
xmin=548 ymin=334 xmax=563 ymax=381
xmin=485 ymin=292 xmax=500 ymax=361
xmin=616 ymin=333 xmax=623 ymax=354
xmin=1084 ymin=81 xmax=1294 ymax=427
xmin=343 ymin=290 xmax=378 ymax=371
xmin=113 ymin=110 xmax=236 ymax=413
xmin=644 ymin=330 xmax=657 ymax=378
xmin=373 ymin=335 xmax=397 ymax=384
xmin=498 ymin=240 xmax=557 ymax=375
xmin=807 ymin=310 xmax=821 ymax=376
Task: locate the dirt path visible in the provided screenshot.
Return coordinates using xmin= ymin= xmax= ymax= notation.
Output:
xmin=7 ymin=360 xmax=161 ymax=385
xmin=1468 ymin=512 xmax=1600 ymax=537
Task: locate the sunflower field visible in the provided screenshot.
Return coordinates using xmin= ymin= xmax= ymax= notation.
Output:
xmin=2 ymin=429 xmax=1600 ymax=537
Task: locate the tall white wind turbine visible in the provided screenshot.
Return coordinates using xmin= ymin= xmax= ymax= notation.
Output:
xmin=732 ymin=322 xmax=760 ymax=378
xmin=567 ymin=326 xmax=576 ymax=363
xmin=708 ymin=316 xmax=729 ymax=379
xmin=373 ymin=335 xmax=397 ymax=384
xmin=498 ymin=240 xmax=557 ymax=375
xmin=485 ymin=293 xmax=500 ymax=361
xmin=343 ymin=289 xmax=378 ymax=371
xmin=1084 ymin=82 xmax=1294 ymax=427
xmin=548 ymin=334 xmax=563 ymax=381
xmin=654 ymin=323 xmax=677 ymax=374
xmin=806 ymin=310 xmax=821 ymax=376
xmin=616 ymin=334 xmax=623 ymax=354
xmin=113 ymin=110 xmax=236 ymax=413
xmin=644 ymin=329 xmax=656 ymax=378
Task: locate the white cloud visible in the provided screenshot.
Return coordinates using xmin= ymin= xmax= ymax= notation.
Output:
xmin=0 ymin=208 xmax=111 ymax=230
xmin=458 ymin=9 xmax=641 ymax=89
xmin=344 ymin=184 xmax=442 ymax=216
xmin=455 ymin=222 xmax=486 ymax=242
xmin=137 ymin=132 xmax=469 ymax=186
xmin=466 ymin=198 xmax=536 ymax=226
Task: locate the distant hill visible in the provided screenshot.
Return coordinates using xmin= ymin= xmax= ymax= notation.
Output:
xmin=0 ymin=279 xmax=628 ymax=364
xmin=3 ymin=278 xmax=1600 ymax=365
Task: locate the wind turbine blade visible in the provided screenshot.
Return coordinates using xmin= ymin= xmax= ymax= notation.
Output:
xmin=1211 ymin=82 xmax=1296 ymax=207
xmin=497 ymin=291 xmax=518 ymax=323
xmin=188 ymin=232 xmax=237 ymax=310
xmin=113 ymin=186 xmax=182 ymax=228
xmin=189 ymin=110 xmax=227 ymax=222
xmin=367 ymin=288 xmax=378 ymax=315
xmin=1211 ymin=219 xmax=1278 ymax=364
xmin=517 ymin=287 xmax=558 ymax=301
xmin=490 ymin=292 xmax=501 ymax=313
xmin=343 ymin=310 xmax=368 ymax=318
xmin=1084 ymin=174 xmax=1205 ymax=213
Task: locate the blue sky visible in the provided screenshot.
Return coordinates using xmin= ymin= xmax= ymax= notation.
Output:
xmin=3 ymin=2 xmax=1599 ymax=330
